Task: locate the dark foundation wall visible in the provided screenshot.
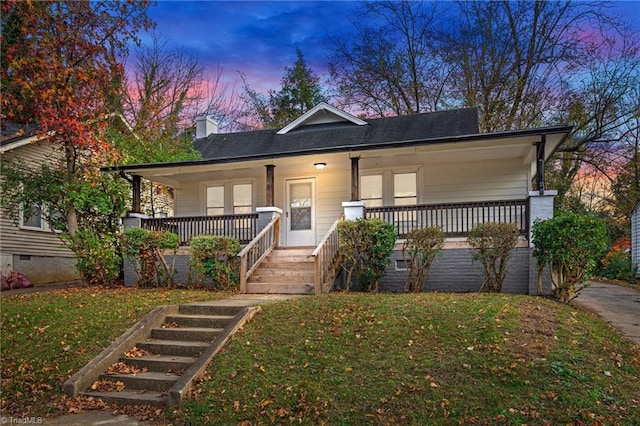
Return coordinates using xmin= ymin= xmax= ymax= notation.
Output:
xmin=379 ymin=247 xmax=531 ymax=294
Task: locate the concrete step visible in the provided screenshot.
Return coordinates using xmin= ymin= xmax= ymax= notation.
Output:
xmin=81 ymin=389 xmax=168 ymax=407
xmin=164 ymin=314 xmax=235 ymax=328
xmin=99 ymin=371 xmax=180 ymax=392
xmin=178 ymin=304 xmax=243 ymax=316
xmin=246 ymin=282 xmax=314 ymax=295
xmin=150 ymin=326 xmax=222 ymax=342
xmin=120 ymin=355 xmax=196 ymax=373
xmin=137 ymin=339 xmax=210 ymax=357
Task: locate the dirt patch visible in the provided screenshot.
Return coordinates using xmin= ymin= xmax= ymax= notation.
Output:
xmin=513 ymin=300 xmax=558 ymax=361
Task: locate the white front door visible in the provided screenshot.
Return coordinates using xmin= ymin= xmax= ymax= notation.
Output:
xmin=285 ymin=178 xmax=316 ymax=246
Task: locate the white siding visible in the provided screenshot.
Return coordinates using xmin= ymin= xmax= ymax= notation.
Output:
xmin=425 ymin=158 xmax=529 ymax=203
xmin=632 ymin=203 xmax=640 ymax=275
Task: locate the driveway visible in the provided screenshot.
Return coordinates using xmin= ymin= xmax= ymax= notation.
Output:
xmin=572 ymin=280 xmax=640 ymax=345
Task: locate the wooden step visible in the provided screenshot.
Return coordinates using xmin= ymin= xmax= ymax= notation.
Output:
xmin=251 ymin=268 xmax=314 ymax=278
xmin=246 ymin=281 xmax=314 ymax=295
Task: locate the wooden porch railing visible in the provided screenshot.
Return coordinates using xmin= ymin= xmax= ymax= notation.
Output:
xmin=311 ymin=214 xmax=343 ymax=294
xmin=141 ymin=213 xmax=259 ymax=245
xmin=365 ymin=199 xmax=528 ymax=238
xmin=237 ymin=215 xmax=280 ymax=293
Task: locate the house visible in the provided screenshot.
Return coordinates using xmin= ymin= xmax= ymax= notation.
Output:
xmin=632 ymin=202 xmax=640 ymax=276
xmin=0 ymin=125 xmax=79 ymax=284
xmin=105 ymin=104 xmax=571 ymax=294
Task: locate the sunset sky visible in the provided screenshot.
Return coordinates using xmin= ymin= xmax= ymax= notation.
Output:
xmin=142 ymin=0 xmax=640 ymax=94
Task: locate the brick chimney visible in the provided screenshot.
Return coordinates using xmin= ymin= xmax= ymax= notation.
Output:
xmin=195 ymin=115 xmax=218 ymax=139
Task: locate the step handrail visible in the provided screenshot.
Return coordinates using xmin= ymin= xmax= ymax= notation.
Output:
xmin=238 ymin=215 xmax=280 ymax=293
xmin=311 ymin=214 xmax=343 ymax=294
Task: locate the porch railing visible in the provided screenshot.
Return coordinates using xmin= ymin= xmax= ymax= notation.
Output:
xmin=237 ymin=215 xmax=280 ymax=293
xmin=141 ymin=213 xmax=259 ymax=245
xmin=311 ymin=214 xmax=343 ymax=294
xmin=365 ymin=199 xmax=528 ymax=238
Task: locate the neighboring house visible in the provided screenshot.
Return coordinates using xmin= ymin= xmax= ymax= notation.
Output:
xmin=0 ymin=125 xmax=79 ymax=284
xmin=632 ymin=202 xmax=640 ymax=275
xmin=106 ymin=104 xmax=571 ymax=294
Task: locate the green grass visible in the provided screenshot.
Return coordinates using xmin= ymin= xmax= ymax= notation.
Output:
xmin=173 ymin=293 xmax=640 ymax=425
xmin=0 ymin=286 xmax=228 ymax=417
xmin=2 ymin=290 xmax=639 ymax=425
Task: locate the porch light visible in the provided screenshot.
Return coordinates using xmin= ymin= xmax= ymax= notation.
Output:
xmin=314 ymin=162 xmax=326 ymax=170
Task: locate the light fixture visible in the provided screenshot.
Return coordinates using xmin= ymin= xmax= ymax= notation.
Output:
xmin=314 ymin=162 xmax=326 ymax=170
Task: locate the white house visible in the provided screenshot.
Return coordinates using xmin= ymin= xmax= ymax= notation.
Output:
xmin=104 ymin=104 xmax=571 ymax=294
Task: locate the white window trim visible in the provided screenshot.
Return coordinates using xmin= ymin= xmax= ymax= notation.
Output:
xmin=18 ymin=203 xmax=60 ymax=233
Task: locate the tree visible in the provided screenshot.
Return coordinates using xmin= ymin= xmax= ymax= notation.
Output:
xmin=329 ymin=1 xmax=640 ymax=208
xmin=1 ymin=1 xmax=151 ymax=236
xmin=468 ymin=222 xmax=520 ymax=293
xmin=329 ymin=0 xmax=446 ymax=116
xmin=242 ymin=49 xmax=328 ymax=129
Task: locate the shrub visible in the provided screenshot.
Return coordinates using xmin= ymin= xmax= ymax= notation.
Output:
xmin=468 ymin=222 xmax=519 ymax=293
xmin=338 ymin=218 xmax=396 ymax=292
xmin=190 ymin=235 xmax=241 ymax=289
xmin=122 ymin=228 xmax=179 ymax=287
xmin=532 ymin=212 xmax=608 ymax=302
xmin=64 ymin=230 xmax=121 ymax=286
xmin=599 ymin=249 xmax=637 ymax=284
xmin=402 ymin=227 xmax=444 ymax=292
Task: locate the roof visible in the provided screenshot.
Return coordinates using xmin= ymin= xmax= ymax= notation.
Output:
xmin=102 ymin=106 xmax=573 ymax=173
xmin=0 ymin=121 xmax=40 ymax=152
xmin=195 ymin=107 xmax=479 ymax=161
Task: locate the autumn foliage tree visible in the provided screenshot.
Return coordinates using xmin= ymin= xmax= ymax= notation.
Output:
xmin=1 ymin=1 xmax=151 ymax=236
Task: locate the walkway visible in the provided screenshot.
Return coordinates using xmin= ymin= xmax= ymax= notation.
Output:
xmin=572 ymin=280 xmax=640 ymax=345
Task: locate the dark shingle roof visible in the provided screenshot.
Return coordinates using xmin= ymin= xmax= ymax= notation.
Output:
xmin=195 ymin=108 xmax=479 ymax=161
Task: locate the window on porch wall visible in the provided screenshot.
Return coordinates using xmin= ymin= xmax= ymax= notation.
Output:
xmin=206 ymin=186 xmax=224 ymax=216
xmin=394 ymin=172 xmax=417 ymax=234
xmin=361 ymin=174 xmax=383 ymax=207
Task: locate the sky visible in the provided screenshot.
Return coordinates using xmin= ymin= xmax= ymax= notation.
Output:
xmin=142 ymin=0 xmax=640 ymax=94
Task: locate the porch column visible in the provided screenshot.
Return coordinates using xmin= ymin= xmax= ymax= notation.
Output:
xmin=350 ymin=157 xmax=360 ymax=201
xmin=132 ymin=175 xmax=142 ymax=214
xmin=265 ymin=165 xmax=275 ymax=207
xmin=535 ymin=136 xmax=546 ymax=195
xmin=342 ymin=201 xmax=366 ymax=221
xmin=528 ymin=190 xmax=557 ymax=295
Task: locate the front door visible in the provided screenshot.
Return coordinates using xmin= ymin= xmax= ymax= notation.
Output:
xmin=285 ymin=178 xmax=316 ymax=246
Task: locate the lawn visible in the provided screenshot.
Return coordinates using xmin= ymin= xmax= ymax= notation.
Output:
xmin=1 ymin=289 xmax=639 ymax=425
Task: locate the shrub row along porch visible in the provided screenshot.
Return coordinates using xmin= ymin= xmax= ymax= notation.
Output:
xmin=123 ymin=197 xmax=549 ymax=294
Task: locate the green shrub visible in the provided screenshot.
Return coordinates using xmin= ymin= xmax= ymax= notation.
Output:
xmin=532 ymin=212 xmax=608 ymax=302
xmin=338 ymin=218 xmax=396 ymax=292
xmin=402 ymin=227 xmax=445 ymax=292
xmin=64 ymin=230 xmax=121 ymax=286
xmin=122 ymin=227 xmax=179 ymax=287
xmin=468 ymin=222 xmax=520 ymax=293
xmin=599 ymin=250 xmax=637 ymax=283
xmin=190 ymin=235 xmax=241 ymax=289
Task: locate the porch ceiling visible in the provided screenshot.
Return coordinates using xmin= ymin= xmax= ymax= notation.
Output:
xmin=112 ymin=131 xmax=565 ymax=187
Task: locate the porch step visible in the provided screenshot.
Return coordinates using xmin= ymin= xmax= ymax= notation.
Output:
xmin=247 ymin=248 xmax=315 ymax=294
xmin=73 ymin=303 xmax=261 ymax=407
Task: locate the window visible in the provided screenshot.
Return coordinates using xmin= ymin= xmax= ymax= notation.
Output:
xmin=361 ymin=174 xmax=383 ymax=207
xmin=394 ymin=172 xmax=417 ymax=206
xmin=21 ymin=203 xmax=44 ymax=230
xmin=206 ymin=186 xmax=224 ymax=216
xmin=206 ymin=183 xmax=253 ymax=215
xmin=233 ymin=184 xmax=252 ymax=214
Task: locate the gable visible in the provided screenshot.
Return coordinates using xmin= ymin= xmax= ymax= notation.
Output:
xmin=276 ymin=103 xmax=368 ymax=134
